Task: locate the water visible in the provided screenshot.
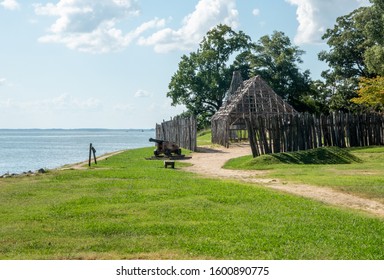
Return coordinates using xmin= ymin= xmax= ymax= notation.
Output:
xmin=0 ymin=129 xmax=155 ymax=175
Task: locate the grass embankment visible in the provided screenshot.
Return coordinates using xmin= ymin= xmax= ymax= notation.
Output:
xmin=196 ymin=129 xmax=212 ymax=146
xmin=1 ymin=147 xmax=384 ymax=260
xmin=224 ymin=146 xmax=384 ymax=203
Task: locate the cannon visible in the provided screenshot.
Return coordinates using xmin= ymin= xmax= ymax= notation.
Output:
xmin=149 ymin=138 xmax=182 ymax=156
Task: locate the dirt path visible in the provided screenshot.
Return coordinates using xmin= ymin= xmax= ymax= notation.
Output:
xmin=183 ymin=143 xmax=384 ymax=218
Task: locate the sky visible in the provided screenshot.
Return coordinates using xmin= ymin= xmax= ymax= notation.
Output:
xmin=0 ymin=0 xmax=371 ymax=129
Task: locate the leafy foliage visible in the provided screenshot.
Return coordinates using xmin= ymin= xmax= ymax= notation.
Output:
xmin=319 ymin=8 xmax=371 ymax=80
xmin=357 ymin=0 xmax=384 ymax=75
xmin=250 ymin=31 xmax=313 ymax=111
xmin=318 ymin=0 xmax=384 ymax=111
xmin=167 ymin=25 xmax=253 ymax=129
xmin=318 ymin=8 xmax=369 ymax=111
xmin=352 ymin=76 xmax=384 ymax=110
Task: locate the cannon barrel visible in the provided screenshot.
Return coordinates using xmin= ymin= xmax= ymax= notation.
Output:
xmin=149 ymin=138 xmax=164 ymax=144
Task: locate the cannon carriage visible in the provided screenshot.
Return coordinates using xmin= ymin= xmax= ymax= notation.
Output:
xmin=149 ymin=138 xmax=182 ymax=157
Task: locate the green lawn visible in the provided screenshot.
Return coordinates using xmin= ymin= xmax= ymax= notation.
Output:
xmin=224 ymin=146 xmax=384 ymax=203
xmin=1 ymin=147 xmax=384 ymax=260
xmin=196 ymin=130 xmax=212 ymax=146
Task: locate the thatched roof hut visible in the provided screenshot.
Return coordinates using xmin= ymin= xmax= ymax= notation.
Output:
xmin=211 ymin=72 xmax=297 ymax=146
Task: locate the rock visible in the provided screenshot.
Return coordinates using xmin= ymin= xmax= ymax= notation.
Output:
xmin=1 ymin=173 xmax=18 ymax=178
xmin=37 ymin=168 xmax=46 ymax=174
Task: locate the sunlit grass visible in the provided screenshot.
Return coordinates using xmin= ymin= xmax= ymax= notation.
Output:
xmin=1 ymin=147 xmax=384 ymax=260
xmin=224 ymin=146 xmax=384 ymax=203
xmin=196 ymin=130 xmax=212 ymax=146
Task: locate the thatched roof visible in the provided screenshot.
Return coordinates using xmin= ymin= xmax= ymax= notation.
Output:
xmin=223 ymin=71 xmax=243 ymax=102
xmin=212 ymin=75 xmax=296 ymax=122
xmin=211 ymin=74 xmax=297 ymax=146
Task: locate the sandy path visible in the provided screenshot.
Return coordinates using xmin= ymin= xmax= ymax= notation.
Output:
xmin=183 ymin=143 xmax=384 ymax=218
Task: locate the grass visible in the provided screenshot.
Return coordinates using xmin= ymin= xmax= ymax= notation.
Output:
xmin=197 ymin=130 xmax=212 ymax=146
xmin=1 ymin=146 xmax=384 ymax=260
xmin=224 ymin=146 xmax=384 ymax=203
xmin=225 ymin=146 xmax=362 ymax=168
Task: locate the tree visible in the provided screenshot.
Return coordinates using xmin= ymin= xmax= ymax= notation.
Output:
xmin=365 ymin=46 xmax=384 ymax=75
xmin=318 ymin=8 xmax=370 ymax=111
xmin=318 ymin=0 xmax=384 ymax=111
xmin=352 ymin=76 xmax=384 ymax=110
xmin=167 ymin=25 xmax=253 ymax=129
xmin=319 ymin=8 xmax=371 ymax=80
xmin=250 ymin=31 xmax=313 ymax=111
xmin=302 ymin=79 xmax=332 ymax=114
xmin=356 ymin=0 xmax=384 ymax=75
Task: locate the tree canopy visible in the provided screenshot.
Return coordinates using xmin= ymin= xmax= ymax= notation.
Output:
xmin=358 ymin=0 xmax=384 ymax=76
xmin=250 ymin=31 xmax=312 ymax=111
xmin=318 ymin=0 xmax=384 ymax=111
xmin=352 ymin=76 xmax=384 ymax=110
xmin=167 ymin=24 xmax=253 ymax=128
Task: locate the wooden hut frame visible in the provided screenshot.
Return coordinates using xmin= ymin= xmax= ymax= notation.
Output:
xmin=211 ymin=73 xmax=297 ymax=148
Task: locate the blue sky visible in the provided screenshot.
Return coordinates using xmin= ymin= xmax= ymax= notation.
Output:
xmin=0 ymin=0 xmax=370 ymax=129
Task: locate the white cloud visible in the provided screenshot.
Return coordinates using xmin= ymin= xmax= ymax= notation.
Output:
xmin=34 ymin=0 xmax=239 ymax=53
xmin=138 ymin=0 xmax=239 ymax=53
xmin=286 ymin=0 xmax=371 ymax=44
xmin=0 ymin=78 xmax=6 ymax=86
xmin=34 ymin=0 xmax=165 ymax=53
xmin=252 ymin=8 xmax=260 ymax=16
xmin=0 ymin=93 xmax=101 ymax=111
xmin=0 ymin=0 xmax=20 ymax=10
xmin=51 ymin=93 xmax=101 ymax=110
xmin=134 ymin=89 xmax=150 ymax=98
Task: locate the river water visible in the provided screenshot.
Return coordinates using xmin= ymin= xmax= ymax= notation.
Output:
xmin=0 ymin=129 xmax=155 ymax=175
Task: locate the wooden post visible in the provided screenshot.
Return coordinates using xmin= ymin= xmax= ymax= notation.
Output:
xmin=89 ymin=143 xmax=92 ymax=167
xmin=89 ymin=143 xmax=97 ymax=166
xmin=245 ymin=118 xmax=259 ymax=157
xmin=92 ymin=146 xmax=97 ymax=165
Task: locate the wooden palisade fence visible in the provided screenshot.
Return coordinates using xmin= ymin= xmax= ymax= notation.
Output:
xmin=155 ymin=115 xmax=197 ymax=151
xmin=246 ymin=112 xmax=384 ymax=157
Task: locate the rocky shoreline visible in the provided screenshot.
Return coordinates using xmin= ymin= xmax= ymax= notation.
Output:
xmin=0 ymin=168 xmax=47 ymax=178
xmin=0 ymin=150 xmax=127 ymax=179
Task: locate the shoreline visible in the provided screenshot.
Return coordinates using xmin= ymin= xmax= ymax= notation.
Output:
xmin=0 ymin=128 xmax=154 ymax=177
xmin=0 ymin=149 xmax=129 ymax=178
xmin=59 ymin=149 xmax=127 ymax=170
